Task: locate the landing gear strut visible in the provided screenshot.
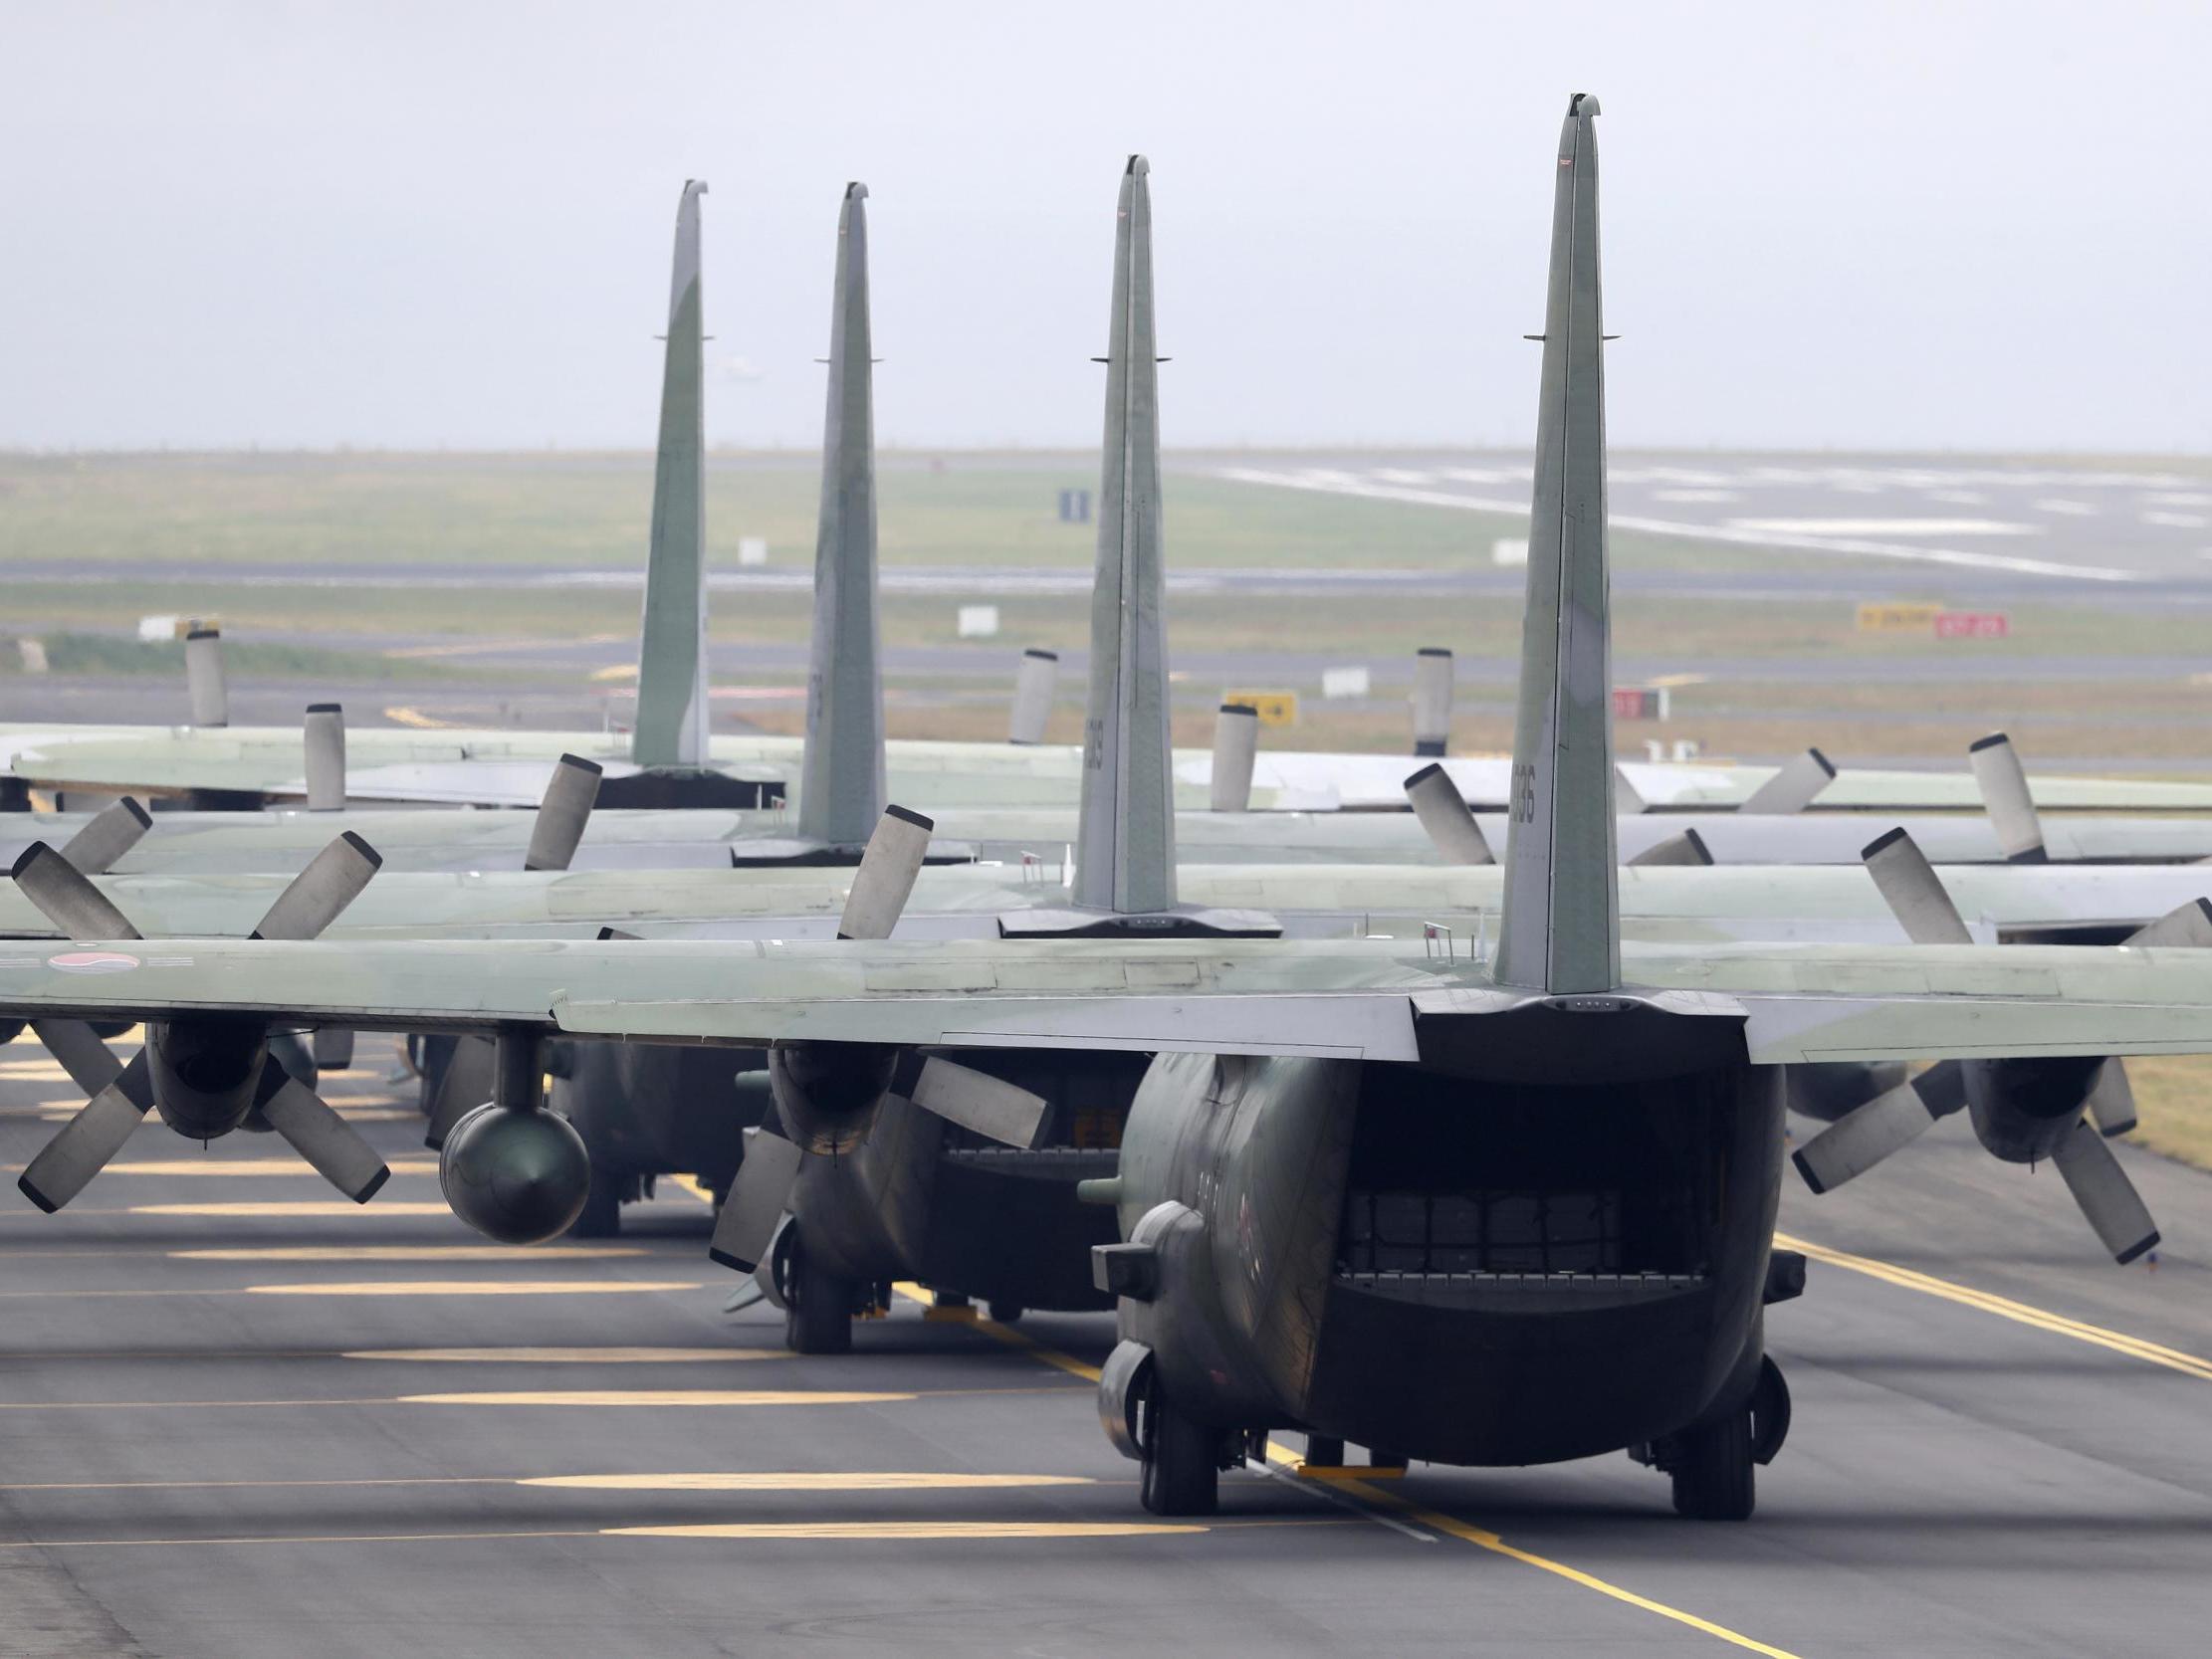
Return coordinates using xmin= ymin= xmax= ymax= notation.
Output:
xmin=1137 ymin=1379 xmax=1236 ymax=1517
xmin=1639 ymin=1354 xmax=1790 ymax=1522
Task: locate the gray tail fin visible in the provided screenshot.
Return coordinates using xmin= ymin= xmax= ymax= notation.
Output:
xmin=796 ymin=182 xmax=888 ymax=845
xmin=1493 ymin=96 xmax=1620 ymax=994
xmin=1071 ymin=156 xmax=1176 ymax=914
xmin=632 ymin=179 xmax=711 ymax=768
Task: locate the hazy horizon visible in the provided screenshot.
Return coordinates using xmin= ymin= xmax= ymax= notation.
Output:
xmin=4 ymin=2 xmax=2208 ymax=456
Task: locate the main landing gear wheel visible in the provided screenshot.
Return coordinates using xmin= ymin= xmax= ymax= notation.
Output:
xmin=1669 ymin=1406 xmax=1755 ymax=1521
xmin=1139 ymin=1389 xmax=1220 ymax=1517
xmin=784 ymin=1242 xmax=855 ymax=1355
xmin=565 ymin=1165 xmax=623 ymax=1239
xmin=987 ymin=1300 xmax=1024 ymax=1325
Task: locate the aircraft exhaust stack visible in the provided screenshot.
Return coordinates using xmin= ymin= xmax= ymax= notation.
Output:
xmin=1493 ymin=94 xmax=1621 ymax=995
xmin=1412 ymin=648 xmax=1453 ymax=757
xmin=1008 ymin=649 xmax=1058 ymax=744
xmin=184 ymin=627 xmax=229 ymax=728
xmin=632 ymin=179 xmax=712 ymax=771
xmin=797 ymin=183 xmax=889 ymax=848
xmin=1210 ymin=705 xmax=1259 ymax=812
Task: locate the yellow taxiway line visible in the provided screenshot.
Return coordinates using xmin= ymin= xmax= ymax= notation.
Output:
xmin=1775 ymin=1231 xmax=2212 ymax=1384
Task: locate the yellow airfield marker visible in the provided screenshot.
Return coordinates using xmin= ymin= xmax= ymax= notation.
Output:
xmin=525 ymin=1472 xmax=1092 ymax=1492
xmin=345 ymin=1347 xmax=785 ymax=1363
xmin=247 ymin=1281 xmax=702 ymax=1298
xmin=604 ymin=1521 xmax=1203 ymax=1541
xmin=890 ymin=1282 xmax=1102 ymax=1381
xmin=177 ymin=1246 xmax=647 ymax=1263
xmin=401 ymin=1389 xmax=914 ymax=1407
xmin=127 ymin=1202 xmax=453 ymax=1217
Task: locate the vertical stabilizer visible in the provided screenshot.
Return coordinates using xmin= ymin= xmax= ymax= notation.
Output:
xmin=796 ymin=183 xmax=888 ymax=845
xmin=1072 ymin=156 xmax=1176 ymax=915
xmin=632 ymin=179 xmax=711 ymax=768
xmin=1494 ymin=96 xmax=1621 ymax=994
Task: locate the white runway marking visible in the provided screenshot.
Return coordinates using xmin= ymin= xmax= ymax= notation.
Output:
xmin=2146 ymin=491 xmax=2212 ymax=507
xmin=1650 ymin=489 xmax=1740 ymax=504
xmin=1212 ymin=468 xmax=2139 ymax=582
xmin=1723 ymin=518 xmax=2033 ymax=537
xmin=1926 ymin=489 xmax=1987 ymax=505
xmin=2033 ymin=498 xmax=2099 ymax=516
xmin=2142 ymin=510 xmax=2209 ymax=528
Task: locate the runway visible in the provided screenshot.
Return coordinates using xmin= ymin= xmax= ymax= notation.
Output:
xmin=0 ymin=1035 xmax=2205 ymax=1655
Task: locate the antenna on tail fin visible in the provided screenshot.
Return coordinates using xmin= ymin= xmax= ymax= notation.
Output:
xmin=632 ymin=179 xmax=711 ymax=769
xmin=1493 ymin=95 xmax=1622 ymax=995
xmin=1072 ymin=155 xmax=1176 ymax=915
xmin=796 ymin=182 xmax=888 ymax=846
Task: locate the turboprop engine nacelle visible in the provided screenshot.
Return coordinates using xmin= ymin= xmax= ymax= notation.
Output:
xmin=438 ymin=1102 xmax=592 ymax=1245
xmin=768 ymin=1042 xmax=898 ymax=1156
xmin=1964 ymin=1054 xmax=2105 ymax=1164
xmin=147 ymin=1017 xmax=270 ymax=1140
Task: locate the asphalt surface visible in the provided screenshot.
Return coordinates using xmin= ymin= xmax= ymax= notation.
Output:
xmin=0 ymin=1034 xmax=2206 ymax=1656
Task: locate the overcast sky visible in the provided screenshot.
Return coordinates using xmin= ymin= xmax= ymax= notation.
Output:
xmin=3 ymin=1 xmax=2207 ymax=454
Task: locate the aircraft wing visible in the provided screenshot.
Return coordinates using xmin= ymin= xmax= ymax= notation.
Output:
xmin=8 ymin=936 xmax=2212 ymax=1067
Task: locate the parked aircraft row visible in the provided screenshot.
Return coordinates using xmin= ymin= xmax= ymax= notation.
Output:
xmin=4 ymin=97 xmax=2207 ymax=1522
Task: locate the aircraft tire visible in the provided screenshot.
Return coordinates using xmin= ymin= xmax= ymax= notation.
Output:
xmin=1669 ymin=1407 xmax=1755 ymax=1521
xmin=785 ymin=1249 xmax=854 ymax=1355
xmin=987 ymin=1301 xmax=1024 ymax=1325
xmin=565 ymin=1167 xmax=623 ymax=1239
xmin=1139 ymin=1395 xmax=1219 ymax=1517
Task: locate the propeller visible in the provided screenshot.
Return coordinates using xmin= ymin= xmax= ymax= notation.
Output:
xmin=1210 ymin=705 xmax=1259 ymax=813
xmin=1736 ymin=747 xmax=1835 ymax=814
xmin=525 ymin=754 xmax=605 ymax=872
xmin=303 ymin=704 xmax=346 ymax=811
xmin=12 ymin=833 xmax=389 ymax=1211
xmin=1967 ymin=732 xmax=2047 ymax=863
xmin=1009 ymin=649 xmax=1058 ymax=745
xmin=184 ymin=626 xmax=228 ymax=728
xmin=708 ymin=807 xmax=1047 ymax=1282
xmin=1627 ymin=829 xmax=1711 ymax=868
xmin=1793 ymin=827 xmax=2179 ymax=1262
xmin=57 ymin=797 xmax=151 ymax=876
xmin=1404 ymin=764 xmax=1493 ymax=866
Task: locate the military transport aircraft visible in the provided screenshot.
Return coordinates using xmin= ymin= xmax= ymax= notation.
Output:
xmin=7 ymin=105 xmax=2212 ymax=1525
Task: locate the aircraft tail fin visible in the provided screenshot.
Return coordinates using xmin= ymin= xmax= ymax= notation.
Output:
xmin=632 ymin=179 xmax=711 ymax=768
xmin=796 ymin=182 xmax=888 ymax=845
xmin=1071 ymin=156 xmax=1176 ymax=915
xmin=1493 ymin=96 xmax=1621 ymax=994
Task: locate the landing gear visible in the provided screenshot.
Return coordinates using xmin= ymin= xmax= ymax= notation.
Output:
xmin=987 ymin=1300 xmax=1024 ymax=1325
xmin=784 ymin=1238 xmax=855 ymax=1354
xmin=1668 ymin=1408 xmax=1755 ymax=1520
xmin=1137 ymin=1383 xmax=1227 ymax=1517
xmin=566 ymin=1164 xmax=623 ymax=1238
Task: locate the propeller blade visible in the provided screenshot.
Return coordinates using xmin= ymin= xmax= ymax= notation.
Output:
xmin=257 ymin=1065 xmax=390 ymax=1203
xmin=525 ymin=754 xmax=604 ymax=872
xmin=1862 ymin=827 xmax=1973 ymax=945
xmin=1967 ymin=732 xmax=2047 ymax=862
xmin=1404 ymin=763 xmax=1492 ymax=866
xmin=911 ymin=1056 xmax=1048 ymax=1148
xmin=10 ymin=843 xmax=141 ymax=939
xmin=57 ymin=797 xmax=151 ymax=875
xmin=1613 ymin=767 xmax=1648 ymax=816
xmin=2050 ymin=1120 xmax=2159 ymax=1264
xmin=18 ymin=1051 xmax=155 ymax=1212
xmin=251 ymin=832 xmax=381 ymax=940
xmin=1411 ymin=646 xmax=1453 ymax=757
xmin=2085 ymin=1058 xmax=2137 ymax=1139
xmin=1210 ymin=705 xmax=1259 ymax=813
xmin=423 ymin=1035 xmax=497 ymax=1149
xmin=708 ymin=1126 xmax=804 ymax=1273
xmin=2125 ymin=897 xmax=2212 ymax=950
xmin=1737 ymin=747 xmax=1836 ymax=814
xmin=1627 ymin=829 xmax=1712 ymax=868
xmin=303 ymin=704 xmax=346 ymax=811
xmin=184 ymin=626 xmax=229 ymax=727
xmin=313 ymin=1026 xmax=356 ymax=1071
xmin=31 ymin=1017 xmax=124 ymax=1095
xmin=836 ymin=806 xmax=934 ymax=940
xmin=1793 ymin=1062 xmax=1966 ymax=1194
xmin=1009 ymin=649 xmax=1058 ymax=745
